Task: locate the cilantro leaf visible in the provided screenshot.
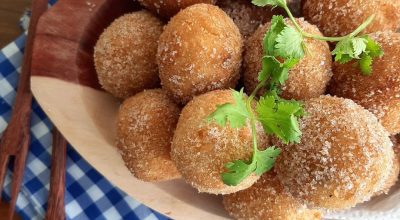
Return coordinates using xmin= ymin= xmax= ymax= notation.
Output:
xmin=333 ymin=35 xmax=383 ymax=75
xmin=332 ymin=37 xmax=369 ymax=62
xmin=356 ymin=36 xmax=383 ymax=75
xmin=222 ymin=147 xmax=281 ymax=186
xmin=275 ymin=26 xmax=304 ymax=59
xmin=332 ymin=38 xmax=355 ymax=63
xmin=360 ymin=54 xmax=373 ymax=75
xmin=263 ymin=15 xmax=286 ymax=55
xmin=222 ymin=159 xmax=255 ymax=186
xmin=207 ymin=89 xmax=249 ymax=128
xmin=352 ymin=37 xmax=367 ymax=58
xmin=251 ymin=0 xmax=286 ymax=7
xmin=254 ymin=147 xmax=281 ymax=175
xmin=258 ymin=15 xmax=302 ymax=91
xmin=363 ymin=36 xmax=384 ymax=57
xmin=258 ymin=55 xmax=299 ymax=91
xmin=258 ymin=56 xmax=281 ymax=82
xmin=272 ymin=58 xmax=299 ymax=85
xmin=256 ymin=95 xmax=304 ymax=143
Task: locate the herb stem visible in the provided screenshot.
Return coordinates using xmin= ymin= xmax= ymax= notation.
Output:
xmin=247 ymin=77 xmax=270 ymax=160
xmin=250 ymin=78 xmax=267 ymax=99
xmin=246 ymin=98 xmax=258 ymax=162
xmin=302 ymin=15 xmax=375 ymax=41
xmin=283 ymin=5 xmax=304 ymax=36
xmin=283 ymin=3 xmax=375 ymax=42
xmin=302 ymin=33 xmax=348 ymax=42
xmin=348 ymin=14 xmax=375 ymax=38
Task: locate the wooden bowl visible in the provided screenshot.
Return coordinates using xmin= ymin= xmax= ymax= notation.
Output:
xmin=30 ymin=0 xmax=227 ymax=219
xmin=30 ymin=0 xmax=400 ymax=219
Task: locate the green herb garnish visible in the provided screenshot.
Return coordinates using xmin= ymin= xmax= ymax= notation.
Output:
xmin=207 ymin=0 xmax=383 ymax=186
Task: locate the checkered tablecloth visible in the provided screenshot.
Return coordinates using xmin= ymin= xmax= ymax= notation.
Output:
xmin=0 ymin=1 xmax=168 ymax=219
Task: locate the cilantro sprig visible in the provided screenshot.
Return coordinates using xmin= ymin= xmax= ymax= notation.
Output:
xmin=332 ymin=35 xmax=383 ymax=75
xmin=207 ymin=0 xmax=383 ymax=186
xmin=256 ymin=95 xmax=304 ymax=144
xmin=208 ymin=87 xmax=302 ymax=186
xmin=253 ymin=0 xmax=384 ymax=75
xmin=208 ymin=89 xmax=282 ymax=186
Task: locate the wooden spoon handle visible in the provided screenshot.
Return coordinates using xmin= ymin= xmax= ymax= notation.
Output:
xmin=45 ymin=128 xmax=67 ymax=220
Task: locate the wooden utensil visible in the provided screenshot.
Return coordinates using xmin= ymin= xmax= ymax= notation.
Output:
xmin=0 ymin=0 xmax=47 ymax=219
xmin=45 ymin=128 xmax=67 ymax=220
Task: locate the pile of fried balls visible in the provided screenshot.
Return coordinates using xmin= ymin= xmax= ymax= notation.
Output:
xmin=93 ymin=0 xmax=400 ymax=219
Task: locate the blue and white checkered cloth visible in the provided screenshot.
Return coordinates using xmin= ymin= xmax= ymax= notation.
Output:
xmin=0 ymin=1 xmax=168 ymax=219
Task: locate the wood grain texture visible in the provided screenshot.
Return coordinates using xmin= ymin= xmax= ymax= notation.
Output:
xmin=0 ymin=0 xmax=47 ymax=219
xmin=31 ymin=76 xmax=229 ymax=219
xmin=0 ymin=202 xmax=22 ymax=220
xmin=0 ymin=1 xmax=30 ymax=219
xmin=32 ymin=0 xmax=139 ymax=89
xmin=0 ymin=0 xmax=30 ymax=47
xmin=45 ymin=128 xmax=67 ymax=220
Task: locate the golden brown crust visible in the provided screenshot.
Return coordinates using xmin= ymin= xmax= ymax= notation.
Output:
xmin=329 ymin=32 xmax=400 ymax=134
xmin=217 ymin=0 xmax=283 ymax=38
xmin=373 ymin=155 xmax=399 ymax=197
xmin=223 ymin=172 xmax=322 ymax=220
xmin=116 ymin=89 xmax=181 ymax=182
xmin=274 ymin=95 xmax=394 ymax=209
xmin=137 ymin=0 xmax=216 ymax=18
xmin=374 ymin=134 xmax=400 ymax=196
xmin=94 ymin=11 xmax=163 ymax=99
xmin=171 ymin=90 xmax=269 ymax=194
xmin=157 ymin=4 xmax=242 ymax=104
xmin=243 ymin=18 xmax=332 ymax=100
xmin=303 ymin=0 xmax=400 ymax=37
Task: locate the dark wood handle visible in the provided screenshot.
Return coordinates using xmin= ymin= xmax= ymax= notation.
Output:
xmin=0 ymin=1 xmax=48 ymax=219
xmin=45 ymin=128 xmax=67 ymax=220
xmin=0 ymin=0 xmax=47 ymax=154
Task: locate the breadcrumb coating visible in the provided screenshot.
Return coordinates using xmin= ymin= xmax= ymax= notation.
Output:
xmin=223 ymin=172 xmax=322 ymax=220
xmin=116 ymin=89 xmax=181 ymax=182
xmin=373 ymin=155 xmax=399 ymax=197
xmin=94 ymin=11 xmax=163 ymax=99
xmin=329 ymin=32 xmax=400 ymax=134
xmin=137 ymin=0 xmax=216 ymax=18
xmin=217 ymin=0 xmax=283 ymax=38
xmin=171 ymin=90 xmax=269 ymax=194
xmin=157 ymin=4 xmax=242 ymax=104
xmin=374 ymin=135 xmax=400 ymax=196
xmin=243 ymin=18 xmax=332 ymax=100
xmin=303 ymin=0 xmax=400 ymax=37
xmin=275 ymin=95 xmax=394 ymax=209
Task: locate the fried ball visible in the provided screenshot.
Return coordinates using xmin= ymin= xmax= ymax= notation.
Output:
xmin=171 ymin=90 xmax=269 ymax=194
xmin=116 ymin=89 xmax=181 ymax=182
xmin=217 ymin=0 xmax=282 ymax=38
xmin=157 ymin=4 xmax=242 ymax=104
xmin=137 ymin=0 xmax=216 ymax=18
xmin=94 ymin=11 xmax=163 ymax=99
xmin=373 ymin=155 xmax=399 ymax=196
xmin=223 ymin=172 xmax=322 ymax=220
xmin=243 ymin=18 xmax=332 ymax=100
xmin=374 ymin=134 xmax=400 ymax=196
xmin=329 ymin=32 xmax=400 ymax=134
xmin=274 ymin=95 xmax=394 ymax=209
xmin=303 ymin=0 xmax=400 ymax=37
